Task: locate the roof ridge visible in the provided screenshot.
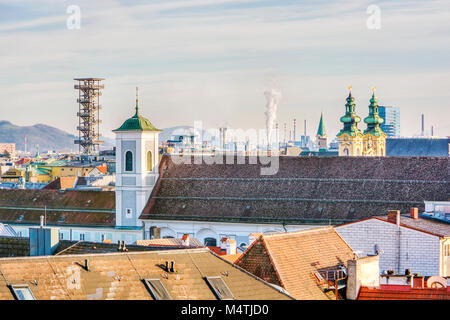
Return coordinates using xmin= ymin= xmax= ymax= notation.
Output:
xmin=262 ymin=226 xmax=333 ymax=239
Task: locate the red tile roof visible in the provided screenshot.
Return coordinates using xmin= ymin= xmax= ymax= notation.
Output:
xmin=235 ymin=227 xmax=355 ymax=300
xmin=95 ymin=165 xmax=108 ymax=174
xmin=358 ymin=285 xmax=450 ymax=300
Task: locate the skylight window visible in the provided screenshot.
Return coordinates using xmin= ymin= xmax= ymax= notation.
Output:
xmin=144 ymin=279 xmax=172 ymax=300
xmin=10 ymin=285 xmax=36 ymax=300
xmin=205 ymin=276 xmax=234 ymax=300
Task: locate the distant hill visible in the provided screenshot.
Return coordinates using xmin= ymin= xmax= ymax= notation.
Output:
xmin=0 ymin=121 xmax=78 ymax=153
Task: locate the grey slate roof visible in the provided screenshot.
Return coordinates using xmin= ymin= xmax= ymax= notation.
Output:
xmin=376 ymin=213 xmax=450 ymax=238
xmin=386 ymin=138 xmax=449 ymax=157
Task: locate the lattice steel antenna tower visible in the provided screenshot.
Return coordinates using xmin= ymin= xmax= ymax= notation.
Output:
xmin=74 ymin=78 xmax=104 ymax=157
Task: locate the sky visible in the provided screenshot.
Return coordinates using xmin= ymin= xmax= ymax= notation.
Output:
xmin=0 ymin=0 xmax=449 ymax=140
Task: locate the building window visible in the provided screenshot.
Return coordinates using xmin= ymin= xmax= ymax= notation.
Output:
xmin=80 ymin=233 xmax=85 ymax=241
xmin=343 ymin=148 xmax=349 ymax=156
xmin=147 ymin=151 xmax=152 ymax=172
xmin=144 ymin=279 xmax=172 ymax=300
xmin=204 ymin=237 xmax=217 ymax=247
xmin=60 ymin=232 xmax=64 ymax=240
xmin=205 ymin=276 xmax=234 ymax=300
xmin=10 ymin=285 xmax=36 ymax=300
xmin=125 ymin=208 xmax=133 ymax=218
xmin=125 ymin=151 xmax=133 ymax=171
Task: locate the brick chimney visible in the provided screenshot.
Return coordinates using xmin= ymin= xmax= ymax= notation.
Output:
xmin=181 ymin=234 xmax=190 ymax=246
xmin=387 ymin=210 xmax=401 ymax=226
xmin=225 ymin=239 xmax=237 ymax=255
xmin=410 ymin=207 xmax=419 ymax=220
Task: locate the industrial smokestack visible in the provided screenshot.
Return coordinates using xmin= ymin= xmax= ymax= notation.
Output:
xmin=293 ymin=119 xmax=296 ymax=142
xmin=264 ymin=89 xmax=281 ymax=148
xmin=304 ymin=119 xmax=307 ymax=137
xmin=421 ymin=114 xmax=424 ymax=136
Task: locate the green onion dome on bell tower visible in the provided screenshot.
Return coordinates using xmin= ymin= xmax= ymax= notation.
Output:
xmin=363 ymin=87 xmax=385 ymax=136
xmin=337 ymin=86 xmax=361 ymax=137
xmin=113 ymin=87 xmax=162 ymax=132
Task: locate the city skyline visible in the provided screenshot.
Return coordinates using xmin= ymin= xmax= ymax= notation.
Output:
xmin=0 ymin=0 xmax=449 ymax=139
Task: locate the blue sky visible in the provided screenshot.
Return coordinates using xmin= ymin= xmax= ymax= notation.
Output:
xmin=0 ymin=0 xmax=449 ymax=139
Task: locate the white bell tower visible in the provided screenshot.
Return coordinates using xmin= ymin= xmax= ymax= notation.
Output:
xmin=113 ymin=87 xmax=161 ymax=227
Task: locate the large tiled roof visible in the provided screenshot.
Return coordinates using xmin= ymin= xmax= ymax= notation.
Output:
xmin=0 ymin=189 xmax=115 ymax=227
xmin=0 ymin=237 xmax=199 ymax=258
xmin=0 ymin=248 xmax=292 ymax=300
xmin=358 ymin=285 xmax=450 ymax=300
xmin=234 ymin=227 xmax=355 ymax=300
xmin=54 ymin=240 xmax=197 ymax=255
xmin=141 ymin=156 xmax=449 ymax=224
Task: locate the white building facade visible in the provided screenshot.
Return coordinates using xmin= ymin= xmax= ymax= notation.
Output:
xmin=335 ymin=215 xmax=449 ymax=277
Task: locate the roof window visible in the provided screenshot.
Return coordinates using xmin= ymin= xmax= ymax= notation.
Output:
xmin=205 ymin=276 xmax=234 ymax=300
xmin=144 ymin=279 xmax=172 ymax=300
xmin=10 ymin=285 xmax=36 ymax=300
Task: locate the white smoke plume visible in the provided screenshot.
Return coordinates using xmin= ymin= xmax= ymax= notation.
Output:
xmin=264 ymin=89 xmax=281 ymax=147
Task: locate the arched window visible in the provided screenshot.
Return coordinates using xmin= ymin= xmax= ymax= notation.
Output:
xmin=147 ymin=151 xmax=152 ymax=172
xmin=343 ymin=148 xmax=349 ymax=156
xmin=125 ymin=151 xmax=133 ymax=171
xmin=204 ymin=237 xmax=217 ymax=246
xmin=356 ymin=148 xmax=360 ymax=156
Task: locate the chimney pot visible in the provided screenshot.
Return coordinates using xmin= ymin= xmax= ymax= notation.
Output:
xmin=410 ymin=207 xmax=419 ymax=220
xmin=181 ymin=234 xmax=190 ymax=246
xmin=387 ymin=210 xmax=400 ymax=226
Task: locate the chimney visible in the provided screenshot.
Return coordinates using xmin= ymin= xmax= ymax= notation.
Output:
xmin=29 ymin=226 xmax=60 ymax=256
xmin=248 ymin=233 xmax=262 ymax=245
xmin=225 ymin=239 xmax=237 ymax=255
xmin=387 ymin=210 xmax=400 ymax=226
xmin=410 ymin=207 xmax=419 ymax=220
xmin=346 ymin=255 xmax=380 ymax=300
xmin=412 ymin=275 xmax=424 ymax=289
xmin=181 ymin=234 xmax=190 ymax=246
xmin=220 ymin=237 xmax=228 ymax=250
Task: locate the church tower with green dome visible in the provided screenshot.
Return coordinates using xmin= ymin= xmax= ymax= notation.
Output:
xmin=337 ymin=86 xmax=363 ymax=156
xmin=362 ymin=87 xmax=386 ymax=156
xmin=113 ymin=87 xmax=162 ymax=228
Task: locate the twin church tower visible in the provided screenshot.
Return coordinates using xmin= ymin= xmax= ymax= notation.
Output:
xmin=336 ymin=86 xmax=387 ymax=156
